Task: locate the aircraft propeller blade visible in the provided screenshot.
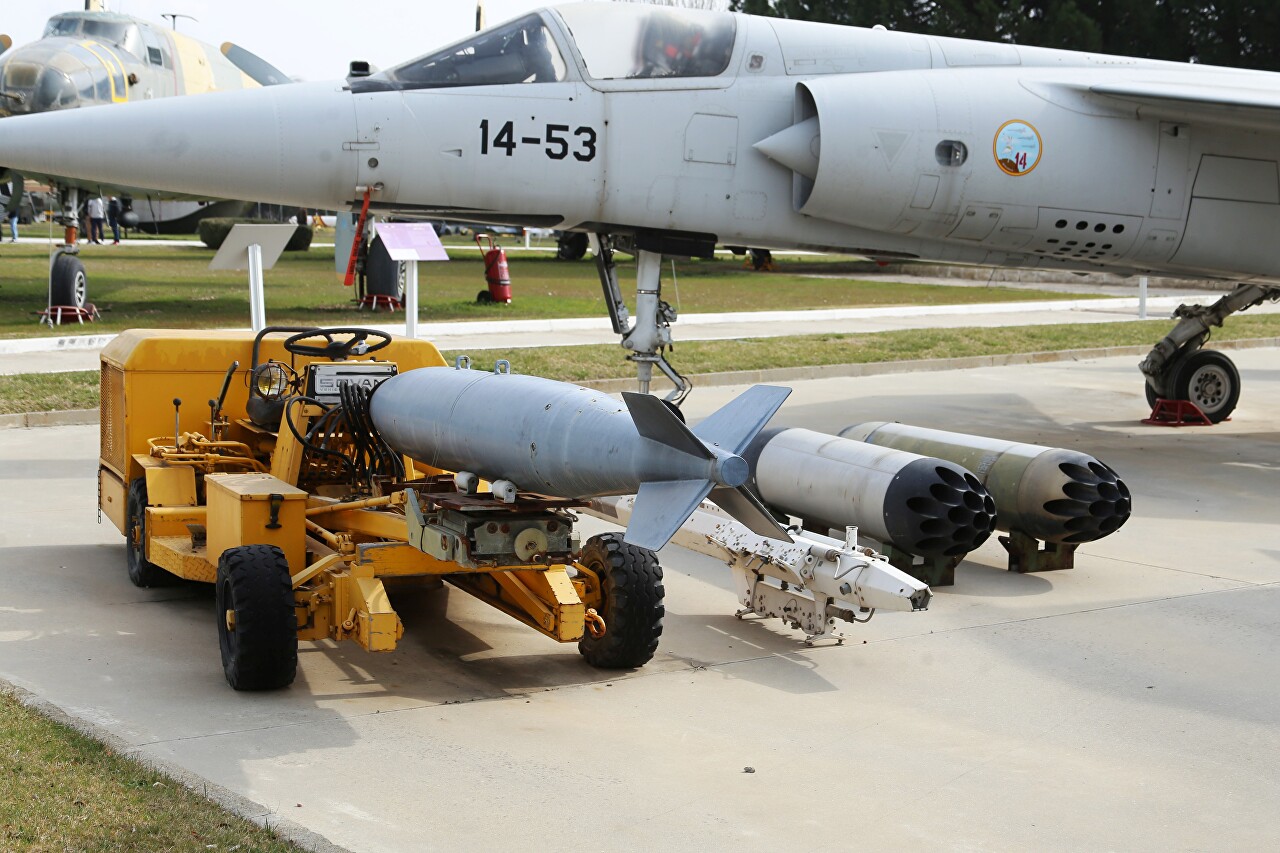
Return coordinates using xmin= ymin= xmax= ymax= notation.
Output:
xmin=219 ymin=42 xmax=290 ymax=86
xmin=1 ymin=34 xmax=12 ymax=56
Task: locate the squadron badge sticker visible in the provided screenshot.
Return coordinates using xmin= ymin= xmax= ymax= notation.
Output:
xmin=994 ymin=120 xmax=1042 ymax=176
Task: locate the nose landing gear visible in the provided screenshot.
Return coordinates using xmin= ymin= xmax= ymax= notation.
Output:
xmin=1140 ymin=283 xmax=1280 ymax=423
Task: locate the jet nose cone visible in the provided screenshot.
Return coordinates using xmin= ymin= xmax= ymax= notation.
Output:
xmin=0 ymin=81 xmax=359 ymax=209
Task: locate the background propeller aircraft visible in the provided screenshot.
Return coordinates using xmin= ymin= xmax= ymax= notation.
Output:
xmin=0 ymin=1 xmax=288 ymax=309
xmin=2 ymin=2 xmax=1276 ymax=417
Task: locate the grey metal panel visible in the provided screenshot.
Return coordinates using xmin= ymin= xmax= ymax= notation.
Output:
xmin=1131 ymin=227 xmax=1182 ymax=264
xmin=1022 ymin=208 xmax=1143 ymax=265
xmin=684 ymin=114 xmax=738 ymax=165
xmin=935 ymin=36 xmax=1020 ymax=67
xmin=1171 ymin=197 xmax=1280 ymax=277
xmin=948 ymin=205 xmax=1002 ymax=240
xmin=767 ymin=18 xmax=931 ymax=76
xmin=1191 ymin=155 xmax=1280 ymax=203
xmin=1150 ymin=123 xmax=1191 ymax=219
xmin=910 ymin=174 xmax=939 ymax=209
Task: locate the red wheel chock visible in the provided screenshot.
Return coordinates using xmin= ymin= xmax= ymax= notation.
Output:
xmin=38 ymin=304 xmax=100 ymax=326
xmin=1143 ymin=399 xmax=1215 ymax=426
xmin=357 ymin=294 xmax=401 ymax=312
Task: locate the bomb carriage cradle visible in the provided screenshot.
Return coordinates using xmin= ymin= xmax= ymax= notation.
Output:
xmin=97 ymin=326 xmax=667 ymax=690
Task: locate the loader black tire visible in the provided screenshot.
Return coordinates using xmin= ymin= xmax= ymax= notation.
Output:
xmin=216 ymin=544 xmax=297 ymax=691
xmin=577 ymin=533 xmax=664 ymax=669
xmin=125 ymin=478 xmax=168 ymax=588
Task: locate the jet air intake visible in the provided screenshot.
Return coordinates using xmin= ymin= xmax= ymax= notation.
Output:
xmin=754 ymin=75 xmax=950 ymax=233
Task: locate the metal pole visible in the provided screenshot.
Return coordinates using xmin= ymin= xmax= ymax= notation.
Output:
xmin=1138 ymin=275 xmax=1148 ymax=320
xmin=405 ymin=259 xmax=419 ymax=339
xmin=247 ymin=242 xmax=265 ymax=332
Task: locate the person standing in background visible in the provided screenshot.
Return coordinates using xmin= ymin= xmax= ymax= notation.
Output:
xmin=107 ymin=197 xmax=122 ymax=245
xmin=87 ymin=195 xmax=106 ymax=244
xmin=7 ymin=178 xmax=21 ymax=242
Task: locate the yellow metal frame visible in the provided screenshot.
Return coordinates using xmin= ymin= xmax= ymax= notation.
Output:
xmin=99 ymin=329 xmax=598 ymax=659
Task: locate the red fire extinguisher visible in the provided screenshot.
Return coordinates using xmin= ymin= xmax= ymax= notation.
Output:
xmin=475 ymin=233 xmax=512 ymax=304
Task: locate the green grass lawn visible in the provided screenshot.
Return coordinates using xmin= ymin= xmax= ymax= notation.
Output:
xmin=450 ymin=314 xmax=1280 ymax=381
xmin=0 ymin=240 xmax=1101 ymax=339
xmin=8 ymin=314 xmax=1280 ymax=415
xmin=0 ymin=690 xmax=301 ymax=852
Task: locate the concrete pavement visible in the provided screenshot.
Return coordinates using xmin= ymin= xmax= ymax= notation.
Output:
xmin=2 ymin=349 xmax=1278 ymax=851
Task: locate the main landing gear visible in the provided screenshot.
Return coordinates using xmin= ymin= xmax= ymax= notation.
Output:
xmin=1140 ymin=283 xmax=1280 ymax=423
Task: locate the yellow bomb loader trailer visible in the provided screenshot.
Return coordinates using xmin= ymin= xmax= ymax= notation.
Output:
xmin=99 ymin=326 xmax=930 ymax=690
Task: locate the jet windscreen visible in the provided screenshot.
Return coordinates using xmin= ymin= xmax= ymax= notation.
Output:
xmin=382 ymin=14 xmax=566 ymax=90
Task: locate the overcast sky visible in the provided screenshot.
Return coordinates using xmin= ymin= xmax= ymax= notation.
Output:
xmin=2 ymin=1 xmax=565 ymax=82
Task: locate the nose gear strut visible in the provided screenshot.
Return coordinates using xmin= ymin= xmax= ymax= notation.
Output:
xmin=592 ymin=233 xmax=691 ymax=406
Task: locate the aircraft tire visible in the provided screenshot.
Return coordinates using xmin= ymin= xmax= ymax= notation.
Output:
xmin=216 ymin=544 xmax=297 ymax=691
xmin=577 ymin=533 xmax=664 ymax=669
xmin=1144 ymin=380 xmax=1159 ymax=409
xmin=365 ymin=235 xmax=404 ymax=301
xmin=1173 ymin=349 xmax=1240 ymax=423
xmin=50 ymin=253 xmax=88 ymax=308
xmin=125 ymin=478 xmax=169 ymax=588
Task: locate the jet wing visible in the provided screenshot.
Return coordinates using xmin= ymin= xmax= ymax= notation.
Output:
xmin=1088 ymin=79 xmax=1280 ymax=130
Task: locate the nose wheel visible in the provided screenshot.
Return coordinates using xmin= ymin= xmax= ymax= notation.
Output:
xmin=1144 ymin=349 xmax=1240 ymax=423
xmin=1172 ymin=350 xmax=1240 ymax=422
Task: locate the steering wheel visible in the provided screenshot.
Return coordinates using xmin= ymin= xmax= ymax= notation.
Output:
xmin=282 ymin=327 xmax=392 ymax=360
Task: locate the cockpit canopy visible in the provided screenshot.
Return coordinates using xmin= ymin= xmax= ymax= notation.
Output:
xmin=557 ymin=3 xmax=736 ymax=80
xmin=373 ymin=4 xmax=738 ymax=91
xmin=43 ymin=12 xmax=144 ymax=60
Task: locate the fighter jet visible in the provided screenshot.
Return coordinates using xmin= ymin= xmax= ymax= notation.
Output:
xmin=1 ymin=2 xmax=1276 ymax=418
xmin=0 ymin=1 xmax=286 ymax=308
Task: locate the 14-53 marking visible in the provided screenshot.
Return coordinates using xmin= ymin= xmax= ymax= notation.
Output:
xmin=480 ymin=120 xmax=597 ymax=162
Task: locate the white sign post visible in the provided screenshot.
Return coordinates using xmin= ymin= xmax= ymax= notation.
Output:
xmin=373 ymin=223 xmax=449 ymax=339
xmin=208 ymin=224 xmax=296 ymax=332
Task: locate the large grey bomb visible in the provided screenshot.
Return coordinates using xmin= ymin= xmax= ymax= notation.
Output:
xmin=370 ymin=364 xmax=792 ymax=551
xmin=743 ymin=427 xmax=997 ymax=558
xmin=839 ymin=422 xmax=1131 ymax=544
